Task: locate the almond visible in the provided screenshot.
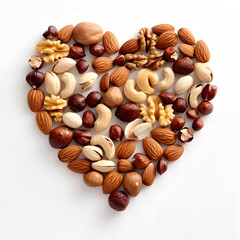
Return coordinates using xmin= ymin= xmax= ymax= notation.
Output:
xmin=115 ymin=140 xmax=136 ymax=159
xmin=117 ymin=159 xmax=135 ymax=172
xmin=102 ymin=171 xmax=123 ymax=194
xmin=142 ymin=137 xmax=163 ymax=161
xmin=178 ymin=44 xmax=195 ymax=58
xmin=58 ymin=145 xmax=82 ymax=163
xmin=110 ymin=66 xmax=130 ymax=87
xmin=92 ymin=57 xmax=114 ymax=73
xmin=36 ymin=110 xmax=52 ymax=135
xmin=178 ymin=28 xmax=195 ymax=45
xmin=119 ymin=38 xmax=140 ymax=54
xmin=27 ymin=89 xmax=44 ymax=113
xmin=123 ymin=171 xmax=142 ymax=197
xmin=67 ymin=159 xmax=90 ymax=174
xmin=152 ymin=24 xmax=174 ymax=35
xmin=151 ymin=128 xmax=176 ymax=145
xmin=195 ymin=40 xmax=210 ymax=63
xmin=103 ymin=31 xmax=120 ymax=55
xmin=100 ymin=73 xmax=110 ymax=92
xmin=164 ymin=145 xmax=184 ymax=161
xmin=58 ymin=24 xmax=73 ymax=43
xmin=156 ymin=31 xmax=178 ymax=49
xmin=142 ymin=163 xmax=156 ymax=186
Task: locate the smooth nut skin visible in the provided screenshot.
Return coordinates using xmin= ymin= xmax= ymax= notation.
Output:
xmin=103 ymin=87 xmax=123 ymax=108
xmin=115 ymin=103 xmax=140 ymax=122
xmin=186 ymin=109 xmax=198 ymax=119
xmin=192 ymin=117 xmax=204 ymax=131
xmin=113 ymin=54 xmax=125 ymax=66
xmin=43 ymin=25 xmax=58 ymax=40
xmin=26 ymin=70 xmax=44 ymax=88
xmin=82 ymin=110 xmax=95 ymax=128
xmin=197 ymin=101 xmax=213 ymax=115
xmin=29 ymin=55 xmax=44 ymax=70
xmin=68 ymin=94 xmax=86 ymax=112
xmin=201 ymin=84 xmax=217 ymax=101
xmin=173 ymin=97 xmax=188 ymax=113
xmin=164 ymin=47 xmax=178 ymax=62
xmin=123 ymin=171 xmax=142 ymax=197
xmin=84 ymin=171 xmax=103 ymax=187
xmin=49 ymin=126 xmax=73 ymax=149
xmin=109 ymin=125 xmax=123 ymax=142
xmin=70 ymin=44 xmax=85 ymax=58
xmin=132 ymin=153 xmax=150 ymax=169
xmin=157 ymin=158 xmax=168 ymax=175
xmin=74 ymin=130 xmax=92 ymax=145
xmin=86 ymin=91 xmax=102 ymax=107
xmin=76 ymin=59 xmax=89 ymax=74
xmin=108 ymin=190 xmax=129 ymax=211
xmin=100 ymin=73 xmax=110 ymax=92
xmin=171 ymin=117 xmax=185 ymax=131
xmin=159 ymin=92 xmax=176 ymax=104
xmin=173 ymin=57 xmax=194 ymax=75
xmin=178 ymin=127 xmax=194 ymax=143
xmin=89 ymin=44 xmax=105 ymax=57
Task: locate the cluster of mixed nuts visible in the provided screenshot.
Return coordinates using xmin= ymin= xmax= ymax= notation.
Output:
xmin=26 ymin=22 xmax=217 ymax=211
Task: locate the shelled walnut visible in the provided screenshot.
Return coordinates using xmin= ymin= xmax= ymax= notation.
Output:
xmin=158 ymin=103 xmax=175 ymax=127
xmin=125 ymin=53 xmax=148 ymax=70
xmin=145 ymin=51 xmax=166 ymax=70
xmin=138 ymin=28 xmax=157 ymax=53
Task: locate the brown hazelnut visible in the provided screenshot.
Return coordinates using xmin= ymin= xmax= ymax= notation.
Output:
xmin=159 ymin=92 xmax=176 ymax=104
xmin=43 ymin=25 xmax=58 ymax=40
xmin=132 ymin=153 xmax=150 ymax=169
xmin=103 ymin=87 xmax=123 ymax=108
xmin=192 ymin=117 xmax=204 ymax=131
xmin=157 ymin=158 xmax=168 ymax=175
xmin=68 ymin=94 xmax=86 ymax=112
xmin=186 ymin=109 xmax=198 ymax=119
xmin=100 ymin=73 xmax=110 ymax=92
xmin=113 ymin=54 xmax=125 ymax=66
xmin=173 ymin=57 xmax=194 ymax=75
xmin=173 ymin=97 xmax=187 ymax=113
xmin=201 ymin=84 xmax=217 ymax=101
xmin=82 ymin=110 xmax=95 ymax=128
xmin=108 ymin=190 xmax=129 ymax=211
xmin=197 ymin=101 xmax=213 ymax=115
xmin=178 ymin=127 xmax=193 ymax=143
xmin=74 ymin=130 xmax=92 ymax=145
xmin=171 ymin=116 xmax=185 ymax=131
xmin=115 ymin=103 xmax=140 ymax=122
xmin=26 ymin=70 xmax=44 ymax=88
xmin=70 ymin=44 xmax=85 ymax=58
xmin=76 ymin=59 xmax=89 ymax=74
xmin=89 ymin=44 xmax=105 ymax=57
xmin=109 ymin=125 xmax=123 ymax=142
xmin=29 ymin=55 xmax=43 ymax=70
xmin=86 ymin=91 xmax=102 ymax=107
xmin=164 ymin=47 xmax=179 ymax=62
xmin=49 ymin=126 xmax=73 ymax=149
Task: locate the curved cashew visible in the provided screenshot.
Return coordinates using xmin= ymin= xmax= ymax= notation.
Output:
xmin=78 ymin=72 xmax=98 ymax=91
xmin=94 ymin=104 xmax=112 ymax=132
xmin=174 ymin=76 xmax=193 ymax=95
xmin=60 ymin=72 xmax=76 ymax=99
xmin=123 ymin=79 xmax=147 ymax=103
xmin=91 ymin=135 xmax=115 ymax=160
xmin=136 ymin=68 xmax=159 ymax=94
xmin=44 ymin=71 xmax=61 ymax=95
xmin=187 ymin=84 xmax=203 ymax=108
xmin=157 ymin=67 xmax=175 ymax=92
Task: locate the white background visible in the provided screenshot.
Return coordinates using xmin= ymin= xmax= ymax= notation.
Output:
xmin=1 ymin=0 xmax=240 ymax=239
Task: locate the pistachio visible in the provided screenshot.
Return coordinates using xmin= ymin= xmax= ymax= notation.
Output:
xmin=62 ymin=112 xmax=82 ymax=129
xmin=91 ymin=160 xmax=115 ymax=173
xmin=187 ymin=84 xmax=203 ymax=108
xmin=44 ymin=71 xmax=61 ymax=95
xmin=174 ymin=76 xmax=193 ymax=95
xmin=194 ymin=63 xmax=213 ymax=83
xmin=82 ymin=145 xmax=103 ymax=161
xmin=78 ymin=72 xmax=98 ymax=91
xmin=52 ymin=57 xmax=76 ymax=74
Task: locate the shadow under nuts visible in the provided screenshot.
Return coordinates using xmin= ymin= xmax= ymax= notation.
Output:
xmin=103 ymin=87 xmax=123 ymax=108
xmin=115 ymin=103 xmax=140 ymax=122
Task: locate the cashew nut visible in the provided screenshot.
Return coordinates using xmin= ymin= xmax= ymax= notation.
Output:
xmin=60 ymin=72 xmax=76 ymax=99
xmin=123 ymin=79 xmax=147 ymax=103
xmin=94 ymin=104 xmax=112 ymax=132
xmin=52 ymin=57 xmax=76 ymax=74
xmin=136 ymin=68 xmax=159 ymax=94
xmin=78 ymin=72 xmax=98 ymax=91
xmin=44 ymin=71 xmax=61 ymax=95
xmin=91 ymin=135 xmax=115 ymax=160
xmin=174 ymin=76 xmax=193 ymax=95
xmin=195 ymin=63 xmax=213 ymax=83
xmin=157 ymin=67 xmax=175 ymax=92
xmin=187 ymin=84 xmax=203 ymax=108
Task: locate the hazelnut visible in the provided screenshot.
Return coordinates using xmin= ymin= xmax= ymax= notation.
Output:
xmin=103 ymin=87 xmax=123 ymax=108
xmin=113 ymin=54 xmax=125 ymax=66
xmin=178 ymin=127 xmax=193 ymax=143
xmin=201 ymin=84 xmax=217 ymax=101
xmin=89 ymin=44 xmax=105 ymax=57
xmin=192 ymin=117 xmax=204 ymax=131
xmin=157 ymin=158 xmax=168 ymax=175
xmin=164 ymin=47 xmax=179 ymax=62
xmin=197 ymin=101 xmax=213 ymax=115
xmin=43 ymin=25 xmax=58 ymax=40
xmin=159 ymin=92 xmax=176 ymax=104
xmin=76 ymin=59 xmax=89 ymax=74
xmin=82 ymin=110 xmax=95 ymax=128
xmin=100 ymin=73 xmax=110 ymax=92
xmin=86 ymin=91 xmax=102 ymax=107
xmin=132 ymin=153 xmax=150 ymax=169
xmin=68 ymin=94 xmax=86 ymax=112
xmin=26 ymin=70 xmax=44 ymax=88
xmin=123 ymin=171 xmax=142 ymax=197
xmin=109 ymin=125 xmax=123 ymax=142
xmin=74 ymin=130 xmax=92 ymax=145
xmin=173 ymin=57 xmax=194 ymax=75
xmin=70 ymin=44 xmax=85 ymax=58
xmin=29 ymin=55 xmax=43 ymax=70
xmin=173 ymin=97 xmax=187 ymax=113
xmin=108 ymin=190 xmax=129 ymax=211
xmin=171 ymin=116 xmax=185 ymax=131
xmin=115 ymin=103 xmax=140 ymax=122
xmin=186 ymin=109 xmax=198 ymax=119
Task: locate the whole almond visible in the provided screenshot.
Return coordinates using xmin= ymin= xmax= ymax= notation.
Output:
xmin=58 ymin=24 xmax=74 ymax=43
xmin=164 ymin=145 xmax=184 ymax=161
xmin=151 ymin=128 xmax=176 ymax=145
xmin=117 ymin=159 xmax=135 ymax=172
xmin=36 ymin=110 xmax=52 ymax=135
xmin=119 ymin=38 xmax=140 ymax=54
xmin=92 ymin=57 xmax=114 ymax=73
xmin=142 ymin=137 xmax=163 ymax=161
xmin=156 ymin=31 xmax=178 ymax=49
xmin=58 ymin=145 xmax=82 ymax=163
xmin=102 ymin=171 xmax=123 ymax=194
xmin=115 ymin=140 xmax=136 ymax=159
xmin=178 ymin=28 xmax=195 ymax=45
xmin=28 ymin=89 xmax=44 ymax=113
xmin=100 ymin=73 xmax=110 ymax=92
xmin=152 ymin=24 xmax=174 ymax=35
xmin=67 ymin=159 xmax=90 ymax=173
xmin=142 ymin=163 xmax=156 ymax=186
xmin=83 ymin=171 xmax=103 ymax=187
xmin=195 ymin=40 xmax=211 ymax=63
xmin=110 ymin=66 xmax=130 ymax=87
xmin=178 ymin=44 xmax=195 ymax=58
xmin=103 ymin=31 xmax=120 ymax=55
